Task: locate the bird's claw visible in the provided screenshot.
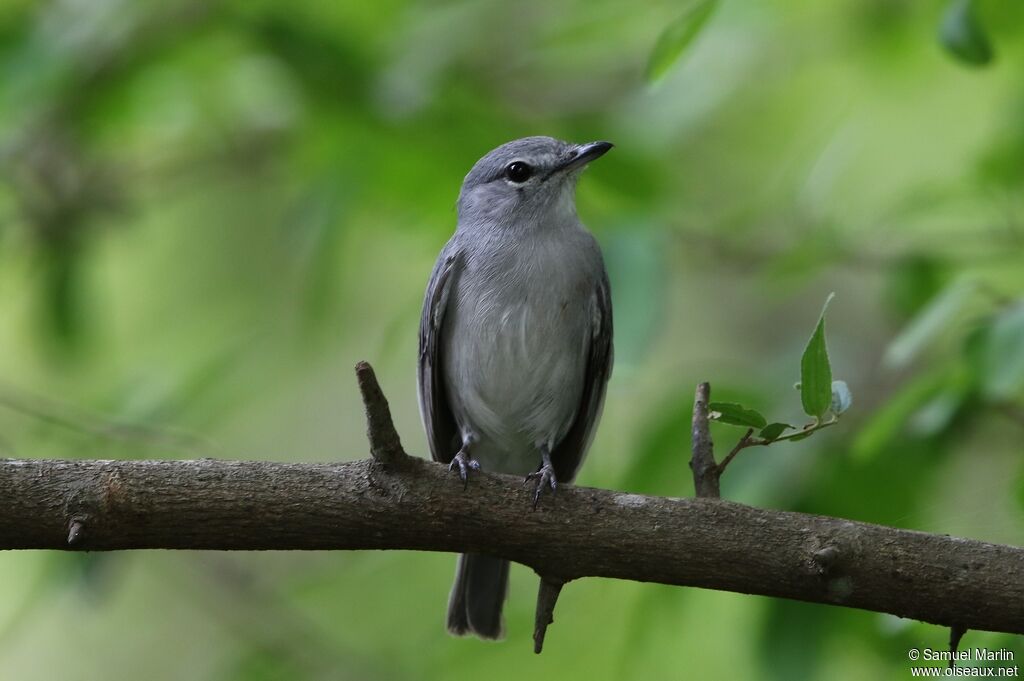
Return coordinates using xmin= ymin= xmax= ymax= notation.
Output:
xmin=449 ymin=449 xmax=480 ymax=489
xmin=524 ymin=464 xmax=558 ymax=509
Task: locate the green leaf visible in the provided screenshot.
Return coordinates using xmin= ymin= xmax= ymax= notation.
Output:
xmin=759 ymin=422 xmax=792 ymax=442
xmin=939 ymin=0 xmax=994 ymax=67
xmin=787 ymin=429 xmax=815 ymax=442
xmin=981 ymin=302 xmax=1024 ymax=399
xmin=708 ymin=402 xmax=767 ymax=429
xmin=830 ymin=380 xmax=852 ymax=415
xmin=645 ymin=0 xmax=718 ymax=84
xmin=800 ymin=293 xmax=835 ymax=418
xmin=884 ymin=280 xmax=974 ymax=369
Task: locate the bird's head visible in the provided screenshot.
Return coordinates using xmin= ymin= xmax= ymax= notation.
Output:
xmin=456 ymin=136 xmax=612 ymax=231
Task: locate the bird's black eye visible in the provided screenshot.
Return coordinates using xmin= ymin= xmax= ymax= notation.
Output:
xmin=505 ymin=161 xmax=533 ymax=183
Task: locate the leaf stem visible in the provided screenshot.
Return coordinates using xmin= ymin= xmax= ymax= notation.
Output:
xmin=716 ymin=416 xmax=840 ymax=476
xmin=716 ymin=428 xmax=753 ymax=475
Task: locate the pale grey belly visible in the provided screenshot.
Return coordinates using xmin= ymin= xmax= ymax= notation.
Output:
xmin=442 ymin=294 xmax=589 ymax=475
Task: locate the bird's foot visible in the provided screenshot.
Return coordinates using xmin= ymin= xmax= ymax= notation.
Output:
xmin=449 ymin=446 xmax=480 ymax=490
xmin=524 ymin=463 xmax=557 ymax=509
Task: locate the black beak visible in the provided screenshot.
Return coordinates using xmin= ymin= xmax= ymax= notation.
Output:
xmin=555 ymin=141 xmax=614 ymax=173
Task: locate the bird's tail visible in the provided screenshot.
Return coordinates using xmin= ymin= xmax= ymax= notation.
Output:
xmin=446 ymin=553 xmax=509 ymax=639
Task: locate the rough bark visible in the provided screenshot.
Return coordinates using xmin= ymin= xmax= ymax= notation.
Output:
xmin=0 ymin=455 xmax=1021 ymax=635
xmin=689 ymin=382 xmax=720 ymax=498
xmin=1 ymin=362 xmax=1020 ymax=651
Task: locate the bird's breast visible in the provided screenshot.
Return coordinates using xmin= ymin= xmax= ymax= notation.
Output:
xmin=441 ymin=239 xmax=594 ymax=469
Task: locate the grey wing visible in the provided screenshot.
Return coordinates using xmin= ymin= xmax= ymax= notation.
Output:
xmin=417 ymin=245 xmax=463 ymax=464
xmin=551 ymin=271 xmax=614 ymax=483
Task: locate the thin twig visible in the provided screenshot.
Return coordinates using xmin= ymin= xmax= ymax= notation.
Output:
xmin=770 ymin=418 xmax=838 ymax=443
xmin=533 ymin=576 xmax=565 ymax=654
xmin=354 ymin=361 xmax=406 ymax=465
xmin=716 ymin=428 xmax=754 ymax=475
xmin=949 ymin=625 xmax=967 ymax=669
xmin=689 ymin=383 xmax=720 ymax=498
xmin=715 ymin=417 xmax=840 ymax=474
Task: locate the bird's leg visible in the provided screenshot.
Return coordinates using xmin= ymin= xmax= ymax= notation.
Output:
xmin=524 ymin=444 xmax=557 ymax=508
xmin=449 ymin=433 xmax=480 ymax=489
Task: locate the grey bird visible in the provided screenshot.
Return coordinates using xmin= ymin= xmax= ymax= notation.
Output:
xmin=417 ymin=136 xmax=614 ymax=640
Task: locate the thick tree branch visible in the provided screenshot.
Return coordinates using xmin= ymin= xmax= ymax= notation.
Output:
xmin=1 ymin=364 xmax=1020 ymax=652
xmin=0 ymin=456 xmax=1022 ymax=636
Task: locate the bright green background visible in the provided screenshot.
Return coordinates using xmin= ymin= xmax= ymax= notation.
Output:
xmin=0 ymin=1 xmax=1022 ymax=679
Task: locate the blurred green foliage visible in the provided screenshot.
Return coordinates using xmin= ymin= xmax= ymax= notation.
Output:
xmin=0 ymin=0 xmax=1022 ymax=679
xmin=939 ymin=0 xmax=995 ymax=66
xmin=645 ymin=0 xmax=719 ymax=83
